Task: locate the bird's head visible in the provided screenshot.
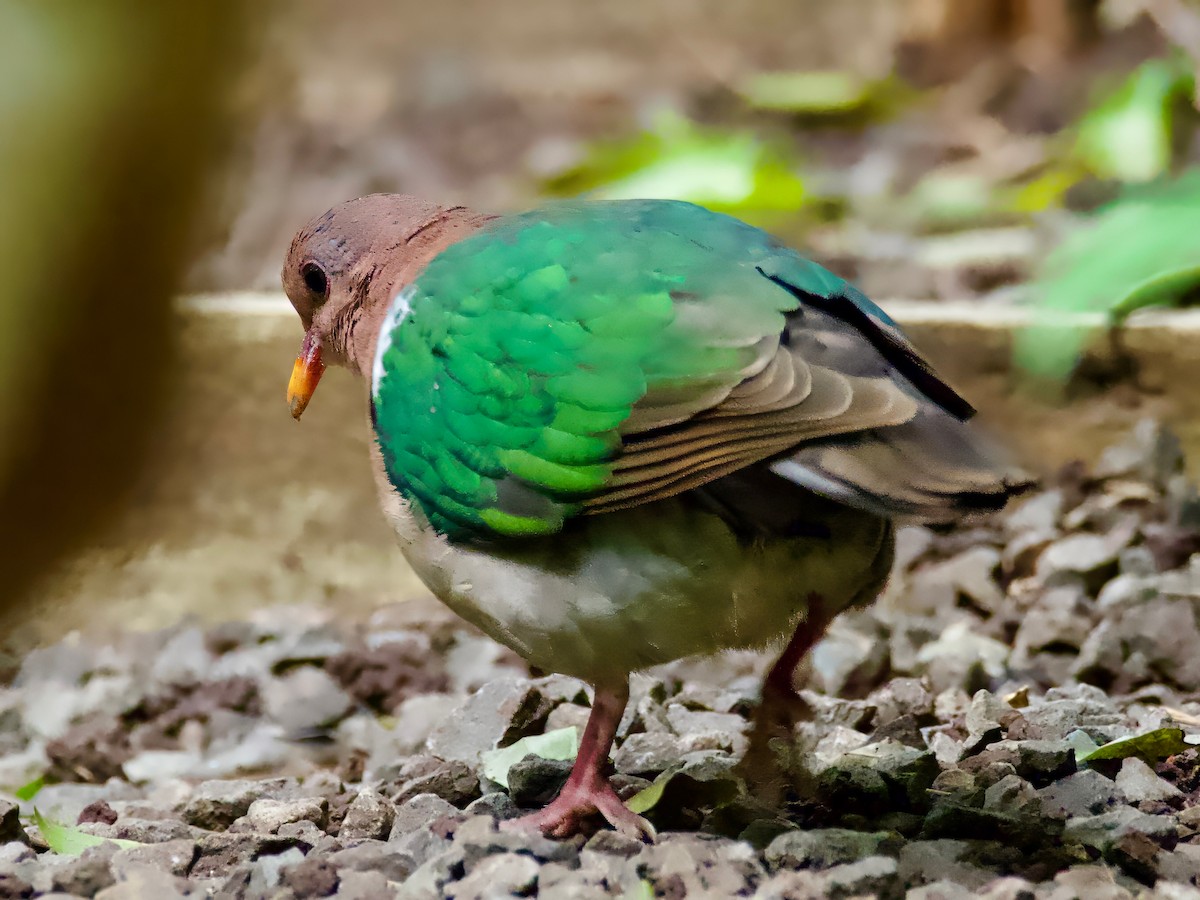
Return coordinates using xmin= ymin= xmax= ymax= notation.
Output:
xmin=281 ymin=193 xmax=489 ymax=419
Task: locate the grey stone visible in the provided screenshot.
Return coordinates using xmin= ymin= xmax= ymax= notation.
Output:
xmin=915 ymin=621 xmax=1009 ymax=692
xmin=455 ymin=814 xmax=578 ymax=869
xmin=1063 ymin=808 xmax=1178 ymax=852
xmin=1096 ymin=573 xmax=1159 ymax=609
xmin=50 ymin=843 xmax=117 ymax=896
xmin=754 ymin=868 xmax=828 ymax=899
xmin=1002 ymin=529 xmax=1055 ymax=579
xmin=665 ymin=704 xmax=747 ymax=739
xmin=180 ymin=778 xmax=285 ymax=830
xmin=1002 ymin=490 xmax=1063 ymax=537
xmin=920 ymin=547 xmax=1005 ymax=612
xmin=847 ymin=740 xmax=940 ymax=805
xmin=765 ymin=828 xmax=902 ymax=871
xmin=809 ymin=617 xmax=887 ymax=696
xmin=275 ymin=818 xmax=330 ymax=848
xmin=463 ymin=792 xmax=519 ymax=822
xmin=388 ymin=692 xmax=465 ymax=757
xmin=280 ymin=855 xmax=341 ymax=897
xmin=329 ymin=838 xmax=417 ymax=883
xmin=632 ymin=833 xmax=764 ymax=897
xmin=391 ymin=757 xmax=480 ymax=807
xmin=94 ymin=863 xmax=189 ymax=900
xmin=338 ymin=787 xmax=395 ymax=841
xmin=984 ymin=774 xmax=1038 ymax=812
xmin=538 ymin=861 xmax=614 ymax=897
xmin=90 ymin=818 xmax=197 ymax=844
xmin=817 ymin=855 xmax=899 ymax=899
xmin=1094 ymin=419 xmax=1182 ymax=485
xmin=1037 ymin=534 xmax=1121 ymax=589
xmin=1049 ymin=863 xmax=1137 ymax=900
xmin=110 ymin=840 xmax=197 ymax=878
xmin=613 ymin=731 xmax=687 ymax=776
xmin=191 ymin=832 xmax=303 ymax=879
xmin=987 ymin=740 xmax=1076 ymax=785
xmin=150 ymin=627 xmax=212 ymax=684
xmin=331 ymin=868 xmax=391 ymax=899
xmin=388 ymin=793 xmax=460 ymax=839
xmin=1038 ymin=770 xmax=1123 ymax=819
xmin=977 ymin=876 xmax=1039 ymax=899
xmin=425 ymin=678 xmax=556 ymax=766
xmin=507 ymin=755 xmax=572 ymax=808
xmin=1017 ymin=694 xmax=1124 ymax=742
xmin=908 ymin=881 xmax=978 ymax=900
xmin=898 ymin=840 xmax=994 ymax=891
xmin=0 ymin=840 xmax=35 ymax=864
xmin=1115 ymin=757 xmax=1182 ymax=802
xmin=584 ymin=829 xmax=645 ymax=858
xmin=121 ymin=749 xmax=204 ymax=783
xmin=264 ymin=666 xmax=355 ymax=733
xmin=238 ymin=796 xmax=328 ymax=833
xmin=544 ymin=702 xmax=591 ymax=734
xmin=452 ymin=851 xmax=539 ymax=900
xmin=1152 ymin=882 xmax=1200 ymax=900
xmin=1012 ymin=586 xmax=1094 ymax=655
xmin=35 ymin=782 xmax=143 ymax=827
xmin=388 ymin=826 xmax=451 ymax=876
xmin=868 ymin=677 xmax=934 ymax=724
xmin=251 ymin=846 xmax=305 ymax=890
xmin=1158 ymin=843 xmax=1200 ymax=886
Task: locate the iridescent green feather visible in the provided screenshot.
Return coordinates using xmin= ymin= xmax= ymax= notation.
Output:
xmin=371 ymin=199 xmax=885 ymax=541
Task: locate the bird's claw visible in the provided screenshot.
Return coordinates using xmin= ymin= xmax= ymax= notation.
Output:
xmin=501 ymin=782 xmax=655 ymax=841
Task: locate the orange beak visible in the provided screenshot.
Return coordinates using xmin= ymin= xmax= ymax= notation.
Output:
xmin=287 ymin=329 xmax=325 ymax=420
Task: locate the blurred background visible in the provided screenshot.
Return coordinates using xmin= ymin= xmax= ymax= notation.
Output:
xmin=4 ymin=0 xmax=1200 ymax=653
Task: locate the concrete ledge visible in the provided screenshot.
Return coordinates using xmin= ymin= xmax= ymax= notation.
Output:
xmin=22 ymin=293 xmax=1200 ymax=643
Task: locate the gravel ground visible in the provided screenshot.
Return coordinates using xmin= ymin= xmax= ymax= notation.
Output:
xmin=3 ymin=421 xmax=1200 ymax=898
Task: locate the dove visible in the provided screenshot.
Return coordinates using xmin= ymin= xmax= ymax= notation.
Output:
xmin=282 ymin=194 xmax=1028 ymax=838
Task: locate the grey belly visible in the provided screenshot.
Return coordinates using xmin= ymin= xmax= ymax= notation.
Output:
xmin=397 ymin=495 xmax=894 ymax=685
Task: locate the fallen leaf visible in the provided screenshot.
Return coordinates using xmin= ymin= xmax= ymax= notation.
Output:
xmin=479 ymin=727 xmax=578 ymax=789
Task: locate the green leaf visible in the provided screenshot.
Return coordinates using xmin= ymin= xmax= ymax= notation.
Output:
xmin=542 ymin=110 xmax=805 ymax=217
xmin=1077 ymin=727 xmax=1195 ymax=764
xmin=480 ymin=727 xmax=578 ymax=789
xmin=14 ymin=776 xmax=44 ymax=802
xmin=1066 ymin=729 xmax=1100 ymax=762
xmin=1075 ymin=58 xmax=1195 ymax=183
xmin=1015 ymin=172 xmax=1200 ymax=381
xmin=33 ymin=809 xmax=141 ymax=855
xmin=625 ymin=765 xmax=680 ymax=815
xmin=738 ymin=70 xmax=873 ymax=114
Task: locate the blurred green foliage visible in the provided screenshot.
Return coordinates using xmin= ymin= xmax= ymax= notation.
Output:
xmin=1076 ymin=56 xmax=1195 ymax=183
xmin=736 ymin=70 xmax=891 ymax=117
xmin=543 ymin=110 xmax=805 ymax=222
xmin=1016 ymin=173 xmax=1200 ymax=381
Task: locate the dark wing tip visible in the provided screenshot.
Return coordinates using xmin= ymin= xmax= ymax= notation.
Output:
xmin=757 ymin=268 xmax=977 ymax=421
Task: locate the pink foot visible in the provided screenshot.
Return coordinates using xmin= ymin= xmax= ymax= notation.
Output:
xmin=502 ymin=778 xmax=655 ymax=840
xmin=499 ymin=682 xmax=654 ymax=840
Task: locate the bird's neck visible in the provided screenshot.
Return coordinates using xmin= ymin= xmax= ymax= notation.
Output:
xmin=344 ymin=206 xmax=499 ymax=380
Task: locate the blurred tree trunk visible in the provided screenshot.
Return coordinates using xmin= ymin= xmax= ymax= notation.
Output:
xmin=0 ymin=3 xmax=259 ymax=651
xmin=901 ymin=0 xmax=1103 ymax=83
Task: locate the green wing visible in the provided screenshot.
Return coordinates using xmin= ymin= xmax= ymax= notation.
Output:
xmin=371 ymin=200 xmax=946 ymax=540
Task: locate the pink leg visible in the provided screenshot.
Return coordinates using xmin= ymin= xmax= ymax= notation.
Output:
xmin=762 ymin=592 xmax=832 ymax=705
xmin=741 ymin=593 xmax=834 ymax=784
xmin=502 ymin=682 xmax=654 ymax=840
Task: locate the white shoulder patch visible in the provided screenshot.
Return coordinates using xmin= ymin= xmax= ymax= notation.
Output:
xmin=372 ymin=285 xmax=416 ymax=401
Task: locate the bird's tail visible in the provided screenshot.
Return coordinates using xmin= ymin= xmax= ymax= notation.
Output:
xmin=769 ymin=407 xmax=1034 ymax=524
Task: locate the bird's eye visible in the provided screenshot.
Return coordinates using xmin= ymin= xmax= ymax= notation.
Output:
xmin=301 ymin=262 xmax=329 ymax=298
